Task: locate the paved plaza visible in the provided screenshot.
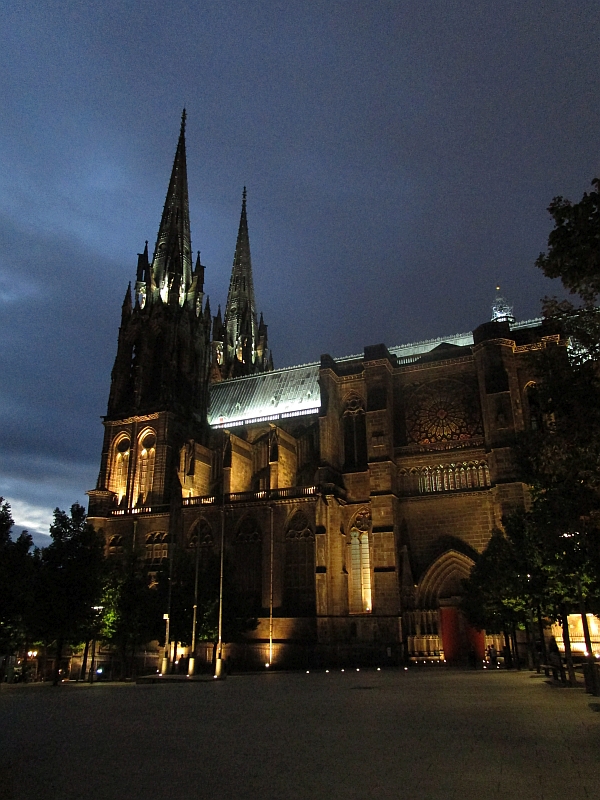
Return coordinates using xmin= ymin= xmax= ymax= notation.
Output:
xmin=1 ymin=668 xmax=599 ymax=800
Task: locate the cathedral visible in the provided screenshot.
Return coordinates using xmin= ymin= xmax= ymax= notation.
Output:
xmin=88 ymin=113 xmax=559 ymax=669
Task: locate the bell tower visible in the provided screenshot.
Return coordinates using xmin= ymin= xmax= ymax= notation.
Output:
xmin=88 ymin=112 xmax=212 ymax=516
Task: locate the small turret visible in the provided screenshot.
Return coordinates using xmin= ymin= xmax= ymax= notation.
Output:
xmin=121 ymin=282 xmax=132 ymax=323
xmin=491 ymin=286 xmax=515 ymax=324
xmin=194 ymin=251 xmax=205 ymax=293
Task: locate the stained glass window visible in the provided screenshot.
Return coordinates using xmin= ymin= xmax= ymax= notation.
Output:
xmin=406 ymin=380 xmax=482 ymax=445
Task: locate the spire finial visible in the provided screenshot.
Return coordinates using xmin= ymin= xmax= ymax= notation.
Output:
xmin=181 ymin=108 xmax=186 ymax=134
xmin=242 ymin=186 xmax=247 ymax=205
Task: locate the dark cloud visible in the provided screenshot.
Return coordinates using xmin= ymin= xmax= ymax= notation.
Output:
xmin=1 ymin=0 xmax=598 ymax=535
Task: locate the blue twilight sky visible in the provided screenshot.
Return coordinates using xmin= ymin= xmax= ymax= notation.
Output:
xmin=1 ymin=0 xmax=599 ymax=545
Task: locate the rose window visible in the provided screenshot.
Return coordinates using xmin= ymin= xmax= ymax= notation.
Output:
xmin=406 ymin=380 xmax=482 ymax=445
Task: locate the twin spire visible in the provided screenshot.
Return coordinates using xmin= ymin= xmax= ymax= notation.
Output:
xmin=133 ymin=111 xmax=271 ymax=378
xmin=152 ymin=109 xmax=193 ymax=301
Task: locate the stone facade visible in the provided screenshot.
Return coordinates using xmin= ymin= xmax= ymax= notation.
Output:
xmin=88 ymin=116 xmax=564 ymax=668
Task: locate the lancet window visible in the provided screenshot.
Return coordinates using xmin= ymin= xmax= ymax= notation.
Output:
xmin=343 ymin=395 xmax=367 ymax=472
xmin=284 ymin=511 xmax=316 ymax=615
xmin=349 ymin=509 xmax=372 ymax=614
xmin=145 ymin=532 xmax=169 ymax=564
xmin=234 ymin=517 xmax=262 ymax=612
xmin=133 ymin=429 xmax=156 ymax=507
xmin=109 ymin=434 xmax=131 ymax=505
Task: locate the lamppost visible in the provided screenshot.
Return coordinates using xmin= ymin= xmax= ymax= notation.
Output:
xmin=161 ymin=525 xmax=176 ymax=675
xmin=268 ymin=503 xmax=274 ymax=667
xmin=188 ymin=528 xmax=202 ymax=677
xmin=215 ymin=431 xmax=231 ymax=680
xmin=161 ymin=613 xmax=170 ymax=675
xmin=214 ymin=497 xmax=226 ymax=678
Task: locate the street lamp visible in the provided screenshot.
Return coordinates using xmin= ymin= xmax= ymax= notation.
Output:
xmin=214 ymin=433 xmax=229 ymax=679
xmin=188 ymin=530 xmax=202 ymax=677
xmin=214 ymin=498 xmax=226 ymax=679
xmin=161 ymin=613 xmax=170 ymax=675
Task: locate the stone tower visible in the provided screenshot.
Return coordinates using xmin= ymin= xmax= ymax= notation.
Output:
xmin=88 ymin=111 xmax=213 ymax=516
xmin=212 ymin=188 xmax=272 ymax=379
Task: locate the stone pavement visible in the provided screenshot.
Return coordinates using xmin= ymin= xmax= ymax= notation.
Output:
xmin=1 ymin=668 xmax=599 ymax=800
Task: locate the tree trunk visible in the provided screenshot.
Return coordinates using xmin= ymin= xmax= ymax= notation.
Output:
xmin=524 ymin=618 xmax=535 ymax=670
xmin=503 ymin=631 xmax=513 ymax=669
xmin=577 ymin=582 xmax=598 ymax=695
xmin=537 ymin=606 xmax=548 ymax=664
xmin=52 ymin=637 xmax=64 ymax=686
xmin=561 ymin=606 xmax=577 ymax=686
xmin=511 ymin=623 xmax=520 ymax=669
xmin=119 ymin=641 xmax=128 ymax=681
xmin=80 ymin=640 xmax=90 ymax=681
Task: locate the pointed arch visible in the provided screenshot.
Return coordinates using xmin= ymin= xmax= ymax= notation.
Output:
xmin=133 ymin=428 xmax=156 ymax=506
xmin=284 ymin=510 xmax=315 ymax=615
xmin=109 ymin=432 xmax=131 ymax=504
xmin=342 ymin=394 xmax=367 ymax=472
xmin=234 ymin=516 xmax=263 ymax=612
xmin=348 ymin=507 xmax=372 ymax=614
xmin=417 ymin=550 xmax=475 ymax=609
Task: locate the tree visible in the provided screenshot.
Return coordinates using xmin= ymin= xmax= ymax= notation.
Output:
xmin=536 ymin=178 xmax=600 ymax=305
xmin=36 ymin=505 xmax=105 ymax=685
xmin=100 ymin=554 xmax=163 ymax=679
xmin=0 ymin=499 xmax=37 ymax=678
xmin=462 ymin=520 xmax=550 ymax=668
xmin=522 ymin=177 xmax=600 ymax=687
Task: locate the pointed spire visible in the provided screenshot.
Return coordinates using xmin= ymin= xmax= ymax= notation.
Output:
xmin=136 ymin=241 xmax=150 ymax=283
xmin=121 ymin=282 xmax=132 ymax=323
xmin=194 ymin=250 xmax=205 ymax=293
xmin=224 ymin=187 xmax=258 ymax=371
xmin=151 ymin=110 xmax=192 ymax=302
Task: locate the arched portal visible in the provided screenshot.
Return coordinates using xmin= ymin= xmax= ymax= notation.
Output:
xmin=415 ymin=550 xmax=484 ymax=663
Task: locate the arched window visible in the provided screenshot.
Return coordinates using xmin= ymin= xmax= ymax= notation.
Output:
xmin=342 ymin=396 xmax=367 ymax=472
xmin=145 ymin=532 xmax=169 ymax=563
xmin=145 ymin=533 xmax=155 ymax=562
xmin=188 ymin=518 xmax=213 ymax=550
xmin=234 ymin=517 xmax=262 ymax=612
xmin=525 ymin=382 xmax=544 ymax=431
xmin=133 ymin=429 xmax=156 ymax=507
xmin=284 ymin=511 xmax=315 ymax=615
xmin=109 ymin=434 xmax=131 ymax=504
xmin=349 ymin=509 xmax=372 ymax=614
xmin=108 ymin=535 xmax=124 ymax=555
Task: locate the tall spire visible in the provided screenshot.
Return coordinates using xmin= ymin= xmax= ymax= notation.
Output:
xmin=151 ymin=109 xmax=193 ymax=303
xmin=224 ymin=187 xmax=258 ymax=368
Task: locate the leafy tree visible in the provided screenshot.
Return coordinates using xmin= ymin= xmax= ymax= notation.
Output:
xmin=0 ymin=499 xmax=37 ymax=677
xmin=100 ymin=554 xmax=163 ymax=679
xmin=462 ymin=520 xmax=550 ymax=668
xmin=518 ymin=176 xmax=600 ymax=686
xmin=36 ymin=505 xmax=105 ymax=685
xmin=536 ymin=178 xmax=600 ymax=305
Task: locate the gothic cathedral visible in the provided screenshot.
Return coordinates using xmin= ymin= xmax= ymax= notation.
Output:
xmin=88 ymin=113 xmax=561 ymax=668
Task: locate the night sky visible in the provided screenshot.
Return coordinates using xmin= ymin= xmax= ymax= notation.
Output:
xmin=1 ymin=1 xmax=599 ymax=544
